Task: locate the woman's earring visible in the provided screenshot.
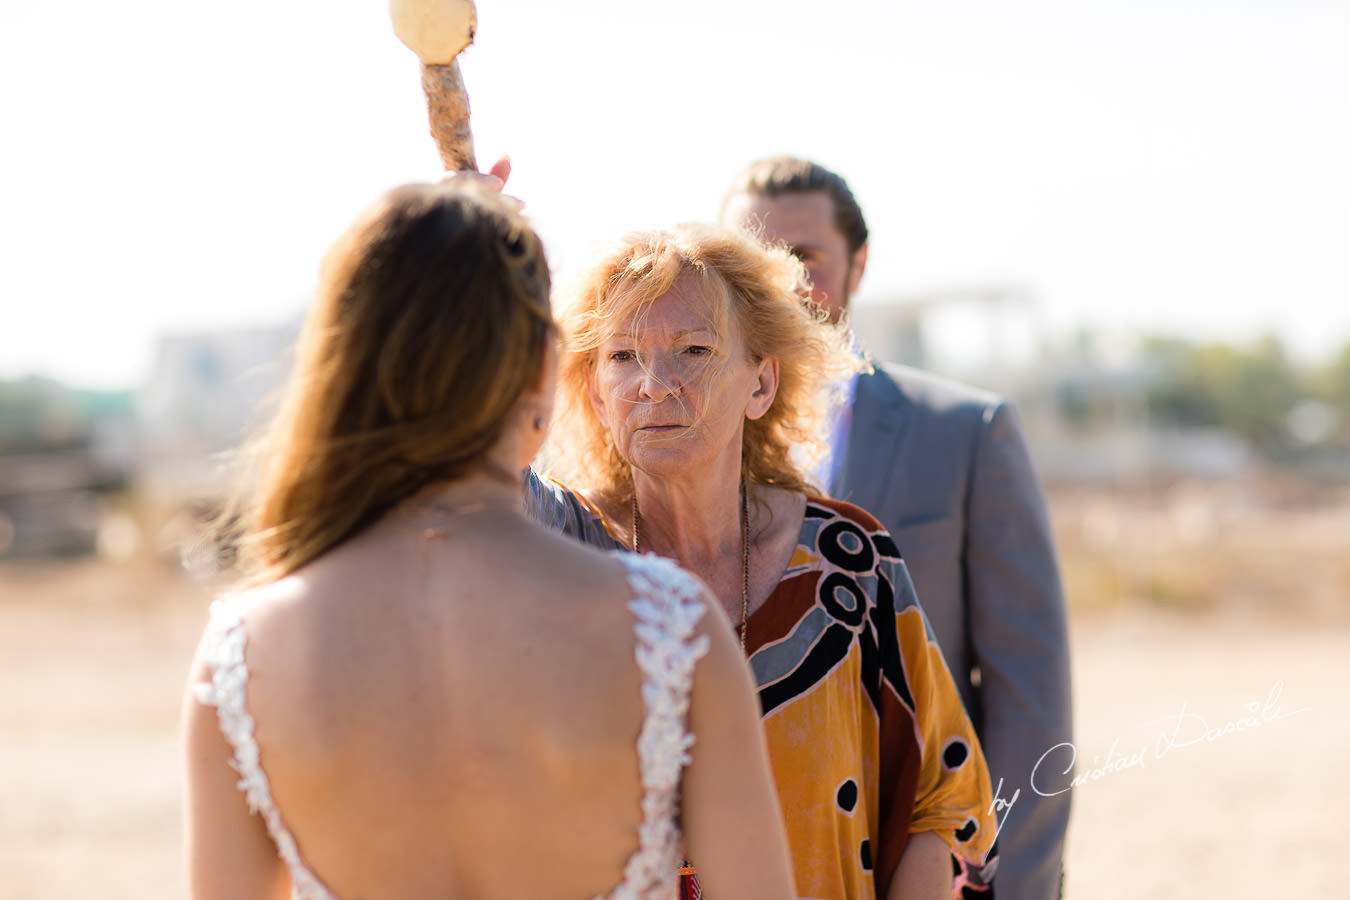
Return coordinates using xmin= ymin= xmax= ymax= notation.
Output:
xmin=533 ymin=415 xmax=546 ymax=432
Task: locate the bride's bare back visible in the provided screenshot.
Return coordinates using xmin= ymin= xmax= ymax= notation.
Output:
xmin=184 ymin=509 xmax=795 ymax=900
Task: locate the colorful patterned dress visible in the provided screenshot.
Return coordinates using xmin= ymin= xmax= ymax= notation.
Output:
xmin=527 ymin=473 xmax=997 ymax=898
xmin=743 ymin=497 xmax=996 ymax=899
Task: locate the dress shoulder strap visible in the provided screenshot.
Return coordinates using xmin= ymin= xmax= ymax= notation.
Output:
xmin=606 ymin=553 xmax=710 ymax=900
xmin=192 ymin=597 xmax=338 ymax=900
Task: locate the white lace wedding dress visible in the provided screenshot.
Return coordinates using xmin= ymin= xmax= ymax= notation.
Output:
xmin=194 ymin=552 xmax=710 ymax=900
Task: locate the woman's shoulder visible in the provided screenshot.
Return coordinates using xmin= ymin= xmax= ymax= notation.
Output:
xmin=202 ymin=574 xmax=310 ymax=644
xmin=198 ymin=554 xmax=386 ymax=701
xmin=191 ymin=575 xmax=331 ymax=730
xmin=524 ymin=468 xmax=626 ymax=549
xmin=807 ymin=495 xmax=899 ymax=545
xmin=803 ymin=495 xmax=884 ymax=531
xmin=798 ymin=496 xmax=906 ymax=577
xmin=190 ymin=577 xmax=315 ymax=767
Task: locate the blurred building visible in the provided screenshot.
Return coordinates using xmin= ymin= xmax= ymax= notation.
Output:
xmin=135 ymin=323 xmax=299 ymax=557
xmin=0 ymin=378 xmax=134 ymax=558
xmin=848 ymin=289 xmax=1260 ymax=486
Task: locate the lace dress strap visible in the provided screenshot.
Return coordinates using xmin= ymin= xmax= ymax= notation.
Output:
xmin=192 ymin=597 xmax=338 ymax=900
xmin=604 ymin=553 xmax=711 ymax=900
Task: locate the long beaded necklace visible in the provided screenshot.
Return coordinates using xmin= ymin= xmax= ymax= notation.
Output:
xmin=632 ymin=481 xmax=751 ymax=652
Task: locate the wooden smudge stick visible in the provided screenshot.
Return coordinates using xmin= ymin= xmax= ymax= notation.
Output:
xmin=390 ymin=0 xmax=480 ymax=172
xmin=420 ymin=61 xmax=477 ymax=172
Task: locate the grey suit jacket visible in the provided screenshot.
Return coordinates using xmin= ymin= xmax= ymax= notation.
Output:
xmin=832 ymin=362 xmax=1073 ymax=900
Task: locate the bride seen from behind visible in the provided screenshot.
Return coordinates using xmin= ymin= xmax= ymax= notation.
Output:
xmin=180 ymin=173 xmax=796 ymax=900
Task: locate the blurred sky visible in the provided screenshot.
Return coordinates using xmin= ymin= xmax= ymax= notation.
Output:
xmin=2 ymin=0 xmax=1348 ymax=389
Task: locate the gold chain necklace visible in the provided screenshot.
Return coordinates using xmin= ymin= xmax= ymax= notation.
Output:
xmin=632 ymin=481 xmax=751 ymax=653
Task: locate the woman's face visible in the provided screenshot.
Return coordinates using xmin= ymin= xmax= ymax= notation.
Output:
xmin=588 ymin=277 xmax=778 ymax=485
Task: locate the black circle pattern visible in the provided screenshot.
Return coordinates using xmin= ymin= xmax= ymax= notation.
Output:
xmin=836 ymin=777 xmax=859 ymax=814
xmin=942 ymin=737 xmax=970 ymax=771
xmin=817 ymin=520 xmax=875 ymax=572
xmin=819 ymin=573 xmax=867 ymax=628
xmin=954 ymin=816 xmax=979 ymax=843
xmin=859 ymin=838 xmax=872 ymax=872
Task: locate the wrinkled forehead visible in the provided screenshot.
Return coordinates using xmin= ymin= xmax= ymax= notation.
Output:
xmin=604 ymin=268 xmax=744 ymax=346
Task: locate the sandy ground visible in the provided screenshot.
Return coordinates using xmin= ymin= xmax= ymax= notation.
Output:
xmin=1 ymin=554 xmax=1345 ymax=899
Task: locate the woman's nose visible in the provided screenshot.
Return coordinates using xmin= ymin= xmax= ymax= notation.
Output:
xmin=637 ymin=358 xmax=681 ymax=401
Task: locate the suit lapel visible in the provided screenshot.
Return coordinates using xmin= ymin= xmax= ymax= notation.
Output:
xmin=834 ymin=367 xmax=910 ymax=506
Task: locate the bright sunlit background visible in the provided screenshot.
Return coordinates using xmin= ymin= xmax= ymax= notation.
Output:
xmin=3 ymin=0 xmax=1348 ymax=390
xmin=3 ymin=5 xmax=1349 ymax=898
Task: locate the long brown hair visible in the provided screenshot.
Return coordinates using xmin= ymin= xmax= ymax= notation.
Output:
xmin=231 ymin=181 xmax=552 ymax=584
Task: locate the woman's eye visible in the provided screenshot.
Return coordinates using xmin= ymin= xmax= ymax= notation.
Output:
xmin=608 ymin=350 xmax=635 ymax=362
xmin=685 ymin=345 xmax=712 ymax=356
